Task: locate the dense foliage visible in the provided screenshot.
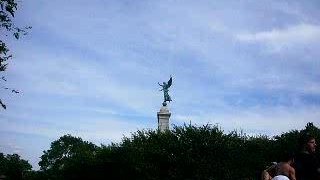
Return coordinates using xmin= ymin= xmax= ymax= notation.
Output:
xmin=39 ymin=135 xmax=98 ymax=180
xmin=0 ymin=153 xmax=32 ymax=180
xmin=2 ymin=122 xmax=320 ymax=180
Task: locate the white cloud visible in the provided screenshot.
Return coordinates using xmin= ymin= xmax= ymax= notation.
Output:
xmin=236 ymin=24 xmax=320 ymax=52
xmin=0 ymin=143 xmax=22 ymax=154
xmin=172 ymin=105 xmax=320 ymax=136
xmin=225 ymin=72 xmax=320 ymax=96
xmin=0 ymin=112 xmax=149 ymax=143
xmin=6 ymin=45 xmax=162 ymax=116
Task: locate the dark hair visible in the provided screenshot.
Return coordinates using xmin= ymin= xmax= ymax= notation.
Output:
xmin=298 ymin=132 xmax=315 ymax=149
xmin=279 ymin=152 xmax=295 ymax=162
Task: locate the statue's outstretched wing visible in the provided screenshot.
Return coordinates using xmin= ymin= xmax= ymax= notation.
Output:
xmin=167 ymin=76 xmax=172 ymax=88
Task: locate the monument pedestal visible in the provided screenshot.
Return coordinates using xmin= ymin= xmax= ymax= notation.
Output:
xmin=157 ymin=105 xmax=171 ymax=132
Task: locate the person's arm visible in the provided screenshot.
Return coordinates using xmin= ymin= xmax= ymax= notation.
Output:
xmin=289 ymin=166 xmax=296 ymax=180
xmin=261 ymin=170 xmax=272 ymax=180
xmin=261 ymin=164 xmax=276 ymax=180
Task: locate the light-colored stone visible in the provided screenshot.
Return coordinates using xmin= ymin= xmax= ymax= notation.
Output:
xmin=157 ymin=105 xmax=171 ymax=132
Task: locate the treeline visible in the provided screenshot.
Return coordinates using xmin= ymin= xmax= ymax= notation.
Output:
xmin=1 ymin=122 xmax=320 ymax=180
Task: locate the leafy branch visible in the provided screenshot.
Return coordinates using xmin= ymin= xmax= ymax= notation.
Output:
xmin=0 ymin=0 xmax=31 ymax=109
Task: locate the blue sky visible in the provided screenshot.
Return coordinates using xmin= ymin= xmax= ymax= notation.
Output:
xmin=1 ymin=0 xmax=320 ymax=169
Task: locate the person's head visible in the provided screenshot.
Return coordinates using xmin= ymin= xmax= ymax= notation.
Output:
xmin=299 ymin=132 xmax=317 ymax=153
xmin=306 ymin=138 xmax=317 ymax=153
xmin=279 ymin=152 xmax=295 ymax=165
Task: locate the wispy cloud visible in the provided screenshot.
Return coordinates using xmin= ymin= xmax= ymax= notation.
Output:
xmin=0 ymin=111 xmax=152 ymax=143
xmin=236 ymin=24 xmax=320 ymax=52
xmin=173 ymin=105 xmax=320 ymax=136
xmin=0 ymin=143 xmax=22 ymax=154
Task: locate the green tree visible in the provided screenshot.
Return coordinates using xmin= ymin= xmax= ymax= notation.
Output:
xmin=39 ymin=134 xmax=99 ymax=180
xmin=34 ymin=122 xmax=320 ymax=179
xmin=95 ymin=122 xmax=320 ymax=180
xmin=0 ymin=153 xmax=32 ymax=180
xmin=0 ymin=153 xmax=5 ymax=176
xmin=0 ymin=0 xmax=31 ymax=109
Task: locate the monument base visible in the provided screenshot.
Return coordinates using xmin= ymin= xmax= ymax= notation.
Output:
xmin=157 ymin=105 xmax=171 ymax=132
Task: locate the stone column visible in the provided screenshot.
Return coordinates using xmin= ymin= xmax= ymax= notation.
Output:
xmin=157 ymin=105 xmax=171 ymax=132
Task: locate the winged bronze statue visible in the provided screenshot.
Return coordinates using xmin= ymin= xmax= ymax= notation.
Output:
xmin=158 ymin=76 xmax=172 ymax=106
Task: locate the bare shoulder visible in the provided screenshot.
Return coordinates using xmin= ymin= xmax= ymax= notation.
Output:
xmin=278 ymin=163 xmax=292 ymax=171
xmin=282 ymin=163 xmax=295 ymax=172
xmin=282 ymin=162 xmax=292 ymax=170
xmin=288 ymin=164 xmax=296 ymax=180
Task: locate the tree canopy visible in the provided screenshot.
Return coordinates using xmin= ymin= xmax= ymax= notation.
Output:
xmin=0 ymin=153 xmax=32 ymax=180
xmin=2 ymin=123 xmax=320 ymax=179
xmin=39 ymin=134 xmax=98 ymax=180
xmin=35 ymin=122 xmax=320 ymax=180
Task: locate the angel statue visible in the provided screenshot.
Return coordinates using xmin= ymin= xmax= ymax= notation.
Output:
xmin=158 ymin=76 xmax=173 ymax=106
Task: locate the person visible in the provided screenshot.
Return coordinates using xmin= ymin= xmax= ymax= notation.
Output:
xmin=262 ymin=162 xmax=277 ymax=180
xmin=272 ymin=153 xmax=296 ymax=180
xmin=262 ymin=153 xmax=296 ymax=180
xmin=294 ymin=132 xmax=320 ymax=180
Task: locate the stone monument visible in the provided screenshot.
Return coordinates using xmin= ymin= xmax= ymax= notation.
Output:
xmin=157 ymin=76 xmax=172 ymax=132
